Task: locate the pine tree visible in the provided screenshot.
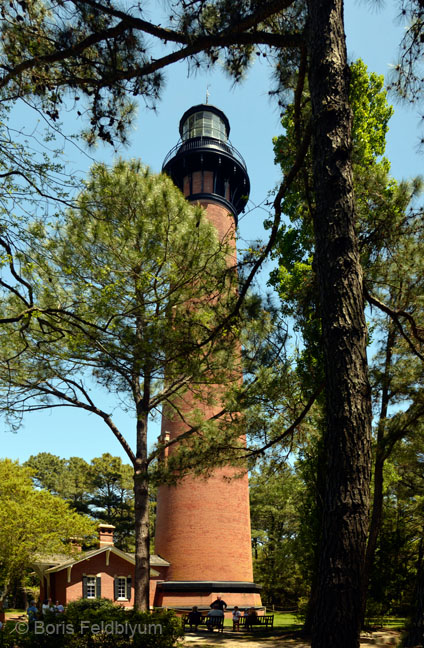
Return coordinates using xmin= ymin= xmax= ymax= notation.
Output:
xmin=0 ymin=159 xmax=239 ymax=610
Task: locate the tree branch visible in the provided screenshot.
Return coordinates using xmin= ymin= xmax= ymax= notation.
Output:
xmin=0 ymin=20 xmax=132 ymax=89
xmin=0 ymin=170 xmax=76 ymax=206
xmin=0 ymin=236 xmax=33 ymax=306
xmin=78 ymin=0 xmax=297 ymax=43
xmin=365 ymin=287 xmax=424 ymax=363
xmin=1 ymin=1 xmax=303 ymax=92
xmin=242 ymin=380 xmax=324 ymax=459
xmin=382 ymin=401 xmax=424 ymax=461
xmin=6 ymin=376 xmax=137 ymax=464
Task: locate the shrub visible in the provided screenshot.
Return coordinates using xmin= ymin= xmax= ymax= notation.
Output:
xmin=1 ymin=601 xmax=183 ymax=648
xmin=295 ymin=595 xmax=309 ymax=623
xmin=363 ymin=598 xmax=387 ymax=629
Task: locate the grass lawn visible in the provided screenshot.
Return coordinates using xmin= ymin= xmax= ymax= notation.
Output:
xmin=4 ymin=609 xmax=25 ymax=619
xmin=385 ymin=618 xmax=407 ymax=628
xmin=267 ymin=612 xmax=302 ymax=630
xmin=365 ymin=616 xmax=406 ymax=630
xmin=223 ymin=611 xmax=406 ymax=633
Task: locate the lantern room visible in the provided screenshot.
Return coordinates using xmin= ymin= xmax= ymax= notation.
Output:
xmin=180 ymin=106 xmax=229 ymax=142
xmin=162 ymin=104 xmax=250 ymax=220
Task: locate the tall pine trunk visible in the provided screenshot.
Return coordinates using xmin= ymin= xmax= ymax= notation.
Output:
xmin=132 ymin=295 xmax=151 ymax=611
xmin=307 ymin=2 xmax=372 ymax=646
xmin=404 ymin=537 xmax=424 ymax=647
xmin=133 ymin=410 xmax=150 ymax=611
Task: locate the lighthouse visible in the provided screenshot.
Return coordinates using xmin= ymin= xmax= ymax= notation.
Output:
xmin=154 ymin=104 xmax=261 ymax=610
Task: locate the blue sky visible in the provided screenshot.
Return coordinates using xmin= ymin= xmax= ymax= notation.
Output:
xmin=1 ymin=2 xmax=422 ymax=466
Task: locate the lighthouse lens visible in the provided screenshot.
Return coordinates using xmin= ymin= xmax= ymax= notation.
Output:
xmin=182 ymin=111 xmax=227 ymax=142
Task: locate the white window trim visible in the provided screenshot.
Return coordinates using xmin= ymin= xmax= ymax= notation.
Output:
xmin=116 ymin=576 xmax=128 ymax=601
xmin=85 ymin=575 xmax=97 ymax=599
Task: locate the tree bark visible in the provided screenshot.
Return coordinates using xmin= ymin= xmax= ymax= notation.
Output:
xmin=361 ymin=326 xmax=395 ymax=623
xmin=133 ymin=352 xmax=151 ymax=611
xmin=133 ymin=440 xmax=150 ymax=611
xmin=404 ymin=537 xmax=424 ymax=647
xmin=307 ymin=2 xmax=372 ymax=646
xmin=132 ymin=286 xmax=151 ymax=611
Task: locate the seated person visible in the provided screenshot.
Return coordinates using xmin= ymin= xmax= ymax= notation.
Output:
xmin=206 ymin=604 xmax=224 ymax=631
xmin=232 ymin=606 xmax=242 ymax=631
xmin=245 ymin=607 xmax=258 ymax=630
xmin=187 ymin=606 xmax=202 ymax=631
xmin=42 ymin=599 xmax=52 ymax=616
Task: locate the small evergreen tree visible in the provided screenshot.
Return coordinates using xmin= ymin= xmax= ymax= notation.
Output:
xmin=0 ymin=159 xmax=239 ymax=610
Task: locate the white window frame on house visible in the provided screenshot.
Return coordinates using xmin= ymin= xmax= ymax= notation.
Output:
xmin=116 ymin=576 xmax=128 ymax=601
xmin=85 ymin=576 xmax=97 ymax=599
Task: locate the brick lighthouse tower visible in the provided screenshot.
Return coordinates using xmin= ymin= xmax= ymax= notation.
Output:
xmin=154 ymin=104 xmax=261 ymax=610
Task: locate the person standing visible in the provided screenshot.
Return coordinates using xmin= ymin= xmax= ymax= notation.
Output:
xmin=210 ymin=595 xmax=227 ymax=611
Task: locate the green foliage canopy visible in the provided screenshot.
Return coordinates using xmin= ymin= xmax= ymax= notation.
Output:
xmin=271 ymin=59 xmax=395 ymax=304
xmin=250 ymin=461 xmax=305 ymax=607
xmin=0 ymin=458 xmax=95 ymax=600
xmin=25 ymin=452 xmax=136 ymax=550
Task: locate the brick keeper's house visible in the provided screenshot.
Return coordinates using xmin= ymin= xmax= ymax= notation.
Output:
xmin=33 ymin=524 xmax=169 ymax=609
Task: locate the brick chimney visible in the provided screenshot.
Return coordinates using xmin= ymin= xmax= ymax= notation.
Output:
xmin=69 ymin=537 xmax=82 ymax=553
xmin=98 ymin=524 xmax=115 ymax=548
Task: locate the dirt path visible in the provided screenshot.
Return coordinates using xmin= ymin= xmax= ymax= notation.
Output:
xmin=182 ymin=629 xmax=402 ymax=648
xmin=183 ymin=631 xmax=309 ymax=648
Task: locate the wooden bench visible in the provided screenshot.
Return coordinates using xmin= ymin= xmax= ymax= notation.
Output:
xmin=182 ymin=614 xmax=224 ymax=633
xmin=237 ymin=614 xmax=274 ymax=630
